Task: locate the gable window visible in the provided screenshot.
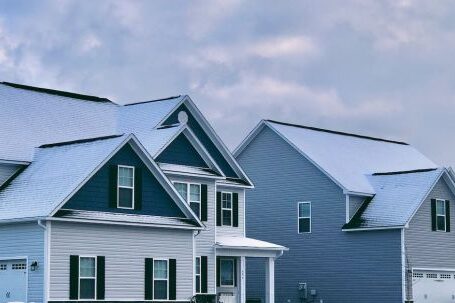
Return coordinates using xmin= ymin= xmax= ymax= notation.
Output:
xmin=195 ymin=257 xmax=201 ymax=293
xmin=79 ymin=257 xmax=96 ymax=299
xmin=154 ymin=259 xmax=169 ymax=300
xmin=222 ymin=192 xmax=233 ymax=226
xmin=220 ymin=258 xmax=235 ymax=287
xmin=436 ymin=199 xmax=447 ymax=231
xmin=117 ymin=165 xmax=135 ymax=209
xmin=174 ymin=182 xmax=201 ymax=218
xmin=298 ymin=202 xmax=311 ymax=233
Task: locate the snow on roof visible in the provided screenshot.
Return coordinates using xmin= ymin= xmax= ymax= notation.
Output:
xmin=158 ymin=163 xmax=221 ymax=178
xmin=344 ymin=168 xmax=444 ymax=229
xmin=267 ymin=120 xmax=437 ymax=195
xmin=134 ymin=126 xmax=183 ymax=157
xmin=215 ymin=235 xmax=287 ymax=251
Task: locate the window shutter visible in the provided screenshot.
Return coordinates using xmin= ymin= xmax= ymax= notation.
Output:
xmin=169 ymin=259 xmax=177 ymax=300
xmin=96 ymin=256 xmax=105 ymax=299
xmin=135 ymin=167 xmax=142 ymax=210
xmin=69 ymin=255 xmax=79 ymax=299
xmin=216 ymin=192 xmax=222 ymax=226
xmin=201 ymin=184 xmax=208 ymax=221
xmin=109 ymin=165 xmax=118 ymax=208
xmin=446 ymin=200 xmax=451 ymax=232
xmin=233 ymin=258 xmax=237 ymax=287
xmin=233 ymin=193 xmax=239 ymax=227
xmin=201 ymin=256 xmax=208 ymax=293
xmin=431 ymin=199 xmax=437 ymax=231
xmin=216 ymin=258 xmax=221 ymax=287
xmin=144 ymin=258 xmax=153 ymax=300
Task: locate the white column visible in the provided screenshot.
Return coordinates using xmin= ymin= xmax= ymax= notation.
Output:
xmin=240 ymin=256 xmax=246 ymax=303
xmin=265 ymin=257 xmax=275 ymax=303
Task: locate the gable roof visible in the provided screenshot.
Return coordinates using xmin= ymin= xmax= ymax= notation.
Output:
xmin=235 ymin=120 xmax=437 ymax=195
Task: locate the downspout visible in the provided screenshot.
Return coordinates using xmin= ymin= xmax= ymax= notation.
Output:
xmin=38 ymin=219 xmax=48 ymax=303
xmin=37 ymin=219 xmax=46 ymax=230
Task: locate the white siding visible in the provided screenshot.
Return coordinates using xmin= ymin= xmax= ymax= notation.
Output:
xmin=49 ymin=221 xmax=194 ymax=300
xmin=216 ymin=186 xmax=245 ymax=238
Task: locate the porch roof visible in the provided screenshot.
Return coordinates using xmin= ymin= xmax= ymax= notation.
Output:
xmin=215 ymin=236 xmax=287 ymax=252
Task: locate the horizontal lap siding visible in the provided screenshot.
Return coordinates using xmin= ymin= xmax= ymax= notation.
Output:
xmin=49 ymin=221 xmax=194 ymax=300
xmin=0 ymin=222 xmax=44 ymax=302
xmin=216 ymin=187 xmax=245 ymax=238
xmin=237 ymin=127 xmax=402 ymax=303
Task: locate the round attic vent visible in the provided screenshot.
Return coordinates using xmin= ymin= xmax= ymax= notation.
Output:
xmin=178 ymin=111 xmax=188 ymax=124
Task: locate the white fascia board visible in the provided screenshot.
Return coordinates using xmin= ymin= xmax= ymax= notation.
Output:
xmin=0 ymin=217 xmax=46 ymax=225
xmin=0 ymin=159 xmax=30 ymax=165
xmin=342 ymin=225 xmax=405 ymax=232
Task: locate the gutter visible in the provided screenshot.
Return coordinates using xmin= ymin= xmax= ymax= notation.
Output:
xmin=342 ymin=225 xmax=405 ymax=232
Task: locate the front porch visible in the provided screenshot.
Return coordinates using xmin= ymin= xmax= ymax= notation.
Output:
xmin=215 ymin=236 xmax=287 ymax=303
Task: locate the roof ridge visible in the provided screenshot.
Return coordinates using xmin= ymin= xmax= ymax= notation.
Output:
xmin=1 ymin=82 xmax=114 ymax=103
xmin=266 ymin=119 xmax=409 ymax=145
xmin=372 ymin=168 xmax=438 ymax=176
xmin=124 ymin=95 xmax=182 ymax=106
xmin=39 ymin=134 xmax=124 ymax=148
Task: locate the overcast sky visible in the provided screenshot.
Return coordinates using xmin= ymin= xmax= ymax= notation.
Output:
xmin=0 ymin=0 xmax=454 ymax=167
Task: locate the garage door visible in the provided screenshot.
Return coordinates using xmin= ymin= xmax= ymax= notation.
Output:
xmin=0 ymin=259 xmax=27 ymax=303
xmin=413 ymin=269 xmax=455 ymax=303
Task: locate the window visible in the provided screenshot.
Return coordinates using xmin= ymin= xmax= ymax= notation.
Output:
xmin=220 ymin=259 xmax=234 ymax=287
xmin=118 ymin=165 xmax=135 ymax=209
xmin=12 ymin=263 xmax=26 ymax=270
xmin=154 ymin=259 xmax=168 ymax=300
xmin=298 ymin=202 xmax=311 ymax=233
xmin=0 ymin=264 xmax=6 ymax=270
xmin=436 ymin=199 xmax=447 ymax=231
xmin=195 ymin=257 xmax=201 ymax=293
xmin=79 ymin=257 xmax=96 ymax=299
xmin=174 ymin=182 xmax=201 ymax=218
xmin=222 ymin=192 xmax=233 ymax=226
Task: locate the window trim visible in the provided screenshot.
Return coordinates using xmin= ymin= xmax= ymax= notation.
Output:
xmin=117 ymin=165 xmax=135 ymax=210
xmin=221 ymin=191 xmax=233 ymax=227
xmin=219 ymin=258 xmax=235 ymax=287
xmin=78 ymin=255 xmax=97 ymax=300
xmin=436 ymin=198 xmax=447 ymax=232
xmin=298 ymin=201 xmax=312 ymax=234
xmin=173 ymin=182 xmax=202 ymax=218
xmin=195 ymin=256 xmax=201 ymax=294
xmin=153 ymin=258 xmax=169 ymax=300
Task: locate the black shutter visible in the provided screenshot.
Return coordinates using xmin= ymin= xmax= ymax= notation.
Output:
xmin=201 ymin=256 xmax=208 ymax=293
xmin=96 ymin=256 xmax=105 ymax=299
xmin=145 ymin=258 xmax=153 ymax=300
xmin=446 ymin=200 xmax=451 ymax=232
xmin=431 ymin=199 xmax=437 ymax=231
xmin=216 ymin=192 xmax=222 ymax=226
xmin=135 ymin=167 xmax=142 ymax=210
xmin=216 ymin=257 xmax=221 ymax=287
xmin=169 ymin=259 xmax=177 ymax=300
xmin=233 ymin=193 xmax=239 ymax=227
xmin=109 ymin=165 xmax=118 ymax=208
xmin=233 ymin=258 xmax=238 ymax=287
xmin=201 ymin=184 xmax=208 ymax=221
xmin=69 ymin=255 xmax=79 ymax=299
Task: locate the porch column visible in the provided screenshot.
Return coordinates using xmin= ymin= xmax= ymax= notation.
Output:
xmin=240 ymin=256 xmax=246 ymax=303
xmin=265 ymin=257 xmax=275 ymax=303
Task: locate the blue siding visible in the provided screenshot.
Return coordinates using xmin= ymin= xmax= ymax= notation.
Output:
xmin=238 ymin=127 xmax=403 ymax=303
xmin=0 ymin=222 xmax=44 ymax=303
xmin=164 ymin=104 xmax=238 ymax=178
xmin=156 ymin=133 xmax=208 ymax=167
xmin=64 ymin=144 xmax=185 ymax=217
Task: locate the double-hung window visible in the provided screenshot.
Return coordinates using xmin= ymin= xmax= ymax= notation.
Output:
xmin=436 ymin=199 xmax=447 ymax=231
xmin=118 ymin=165 xmax=135 ymax=209
xmin=195 ymin=257 xmax=201 ymax=293
xmin=222 ymin=192 xmax=233 ymax=226
xmin=154 ymin=259 xmax=169 ymax=300
xmin=79 ymin=257 xmax=96 ymax=299
xmin=174 ymin=182 xmax=201 ymax=218
xmin=298 ymin=202 xmax=311 ymax=233
xmin=220 ymin=258 xmax=234 ymax=287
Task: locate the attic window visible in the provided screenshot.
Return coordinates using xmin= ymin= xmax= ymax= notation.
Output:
xmin=118 ymin=165 xmax=135 ymax=209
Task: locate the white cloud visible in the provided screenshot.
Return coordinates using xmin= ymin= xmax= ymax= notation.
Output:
xmin=248 ymin=36 xmax=319 ymax=58
xmin=79 ymin=33 xmax=102 ymax=53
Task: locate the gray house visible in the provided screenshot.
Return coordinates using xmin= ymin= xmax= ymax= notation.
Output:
xmin=0 ymin=83 xmax=286 ymax=303
xmin=235 ymin=120 xmax=455 ymax=303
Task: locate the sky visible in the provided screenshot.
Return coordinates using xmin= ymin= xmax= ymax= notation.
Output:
xmin=0 ymin=0 xmax=454 ymax=168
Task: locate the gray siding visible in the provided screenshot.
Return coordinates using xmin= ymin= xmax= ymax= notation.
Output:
xmin=49 ymin=221 xmax=194 ymax=300
xmin=0 ymin=163 xmax=20 ymax=186
xmin=0 ymin=222 xmax=44 ymax=303
xmin=216 ymin=186 xmax=245 ymax=238
xmin=237 ymin=127 xmax=403 ymax=303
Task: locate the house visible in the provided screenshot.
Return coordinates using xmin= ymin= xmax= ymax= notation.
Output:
xmin=0 ymin=82 xmax=286 ymax=303
xmin=234 ymin=119 xmax=455 ymax=303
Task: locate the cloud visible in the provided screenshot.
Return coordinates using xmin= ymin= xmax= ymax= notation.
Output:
xmin=247 ymin=36 xmax=319 ymax=58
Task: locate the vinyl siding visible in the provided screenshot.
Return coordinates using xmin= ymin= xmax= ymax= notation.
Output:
xmin=156 ymin=133 xmax=208 ymax=168
xmin=216 ymin=187 xmax=245 ymax=238
xmin=0 ymin=163 xmax=20 ymax=186
xmin=237 ymin=126 xmax=403 ymax=303
xmin=0 ymin=222 xmax=44 ymax=303
xmin=49 ymin=221 xmax=194 ymax=300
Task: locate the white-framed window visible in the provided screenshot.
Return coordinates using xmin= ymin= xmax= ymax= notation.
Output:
xmin=154 ymin=259 xmax=169 ymax=300
xmin=436 ymin=199 xmax=447 ymax=231
xmin=117 ymin=165 xmax=135 ymax=209
xmin=174 ymin=182 xmax=201 ymax=218
xmin=195 ymin=257 xmax=201 ymax=293
xmin=222 ymin=192 xmax=233 ymax=226
xmin=79 ymin=256 xmax=97 ymax=299
xmin=220 ymin=258 xmax=235 ymax=287
xmin=298 ymin=202 xmax=311 ymax=234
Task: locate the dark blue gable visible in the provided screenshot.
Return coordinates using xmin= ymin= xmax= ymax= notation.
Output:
xmin=164 ymin=104 xmax=238 ymax=178
xmin=156 ymin=133 xmax=208 ymax=168
xmin=63 ymin=144 xmax=185 ymax=217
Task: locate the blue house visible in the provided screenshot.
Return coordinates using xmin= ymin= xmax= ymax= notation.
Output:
xmin=235 ymin=120 xmax=455 ymax=303
xmin=0 ymin=83 xmax=286 ymax=303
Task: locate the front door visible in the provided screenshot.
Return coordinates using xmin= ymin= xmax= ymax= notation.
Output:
xmin=0 ymin=259 xmax=27 ymax=303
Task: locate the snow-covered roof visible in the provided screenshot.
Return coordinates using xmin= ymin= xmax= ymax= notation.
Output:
xmin=266 ymin=120 xmax=437 ymax=195
xmin=158 ymin=163 xmax=222 ymax=178
xmin=215 ymin=235 xmax=287 ymax=251
xmin=344 ymin=168 xmax=446 ymax=230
